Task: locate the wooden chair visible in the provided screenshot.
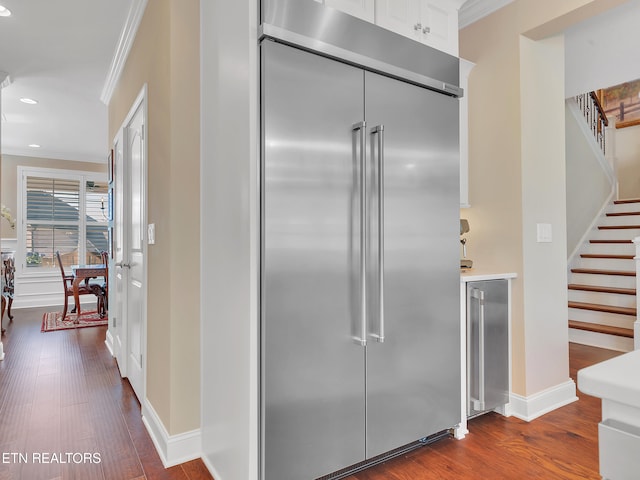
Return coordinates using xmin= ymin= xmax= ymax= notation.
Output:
xmin=56 ymin=251 xmax=98 ymax=321
xmin=95 ymin=251 xmax=109 ymax=317
xmin=1 ymin=256 xmax=14 ymax=334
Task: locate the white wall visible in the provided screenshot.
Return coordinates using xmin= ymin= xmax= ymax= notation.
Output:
xmin=200 ymin=1 xmax=259 ymax=479
xmin=616 ymin=123 xmax=640 ymax=198
xmin=565 ymin=0 xmax=640 ymax=97
xmin=565 ymin=101 xmax=614 ymax=255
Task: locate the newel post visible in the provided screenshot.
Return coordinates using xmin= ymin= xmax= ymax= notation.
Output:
xmin=634 ymin=237 xmax=640 ymax=350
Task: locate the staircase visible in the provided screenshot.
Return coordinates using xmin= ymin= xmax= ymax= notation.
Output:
xmin=568 ymin=199 xmax=638 ymax=352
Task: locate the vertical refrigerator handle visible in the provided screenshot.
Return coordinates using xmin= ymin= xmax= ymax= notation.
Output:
xmin=371 ymin=125 xmax=385 ymax=343
xmin=352 ymin=121 xmax=367 ymax=347
xmin=471 ymin=288 xmax=486 ymax=411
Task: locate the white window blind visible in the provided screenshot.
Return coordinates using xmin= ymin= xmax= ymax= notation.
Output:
xmin=22 ymin=170 xmax=108 ymax=271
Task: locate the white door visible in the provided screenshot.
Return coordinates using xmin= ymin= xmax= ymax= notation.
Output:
xmin=124 ymin=99 xmax=146 ymax=401
xmin=111 ymin=90 xmax=147 ymax=403
xmin=112 ymin=131 xmax=127 ymax=371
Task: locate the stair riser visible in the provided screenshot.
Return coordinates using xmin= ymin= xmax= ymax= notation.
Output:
xmin=568 ymin=290 xmax=637 ymax=308
xmin=568 ymin=308 xmax=635 ymax=328
xmin=592 ymin=228 xmax=640 ymax=240
xmin=570 ymin=273 xmax=636 ymax=289
xmin=586 ymin=243 xmax=635 ymax=256
xmin=602 ymin=214 xmax=640 ymax=226
xmin=569 ymin=329 xmax=633 ymax=352
xmin=609 ymin=202 xmax=640 ymax=213
xmin=578 ymin=258 xmax=635 ymax=270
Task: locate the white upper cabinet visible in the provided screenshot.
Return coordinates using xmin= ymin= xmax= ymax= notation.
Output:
xmin=375 ymin=0 xmax=458 ymax=56
xmin=325 ymin=0 xmax=375 ymax=22
xmin=420 ymin=0 xmax=458 ymax=55
xmin=375 ymin=0 xmax=421 ymax=41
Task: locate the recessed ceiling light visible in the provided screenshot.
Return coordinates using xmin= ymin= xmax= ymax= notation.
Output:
xmin=28 ymin=144 xmax=41 ymax=148
xmin=0 ymin=5 xmax=11 ymax=17
xmin=20 ymin=98 xmax=38 ymax=105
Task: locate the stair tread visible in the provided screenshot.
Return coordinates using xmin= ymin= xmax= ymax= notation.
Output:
xmin=568 ymin=284 xmax=636 ymax=295
xmin=571 ymin=268 xmax=636 ymax=276
xmin=607 ymin=211 xmax=640 ymax=216
xmin=589 ymin=239 xmax=633 ymax=244
xmin=569 ymin=320 xmax=634 ymax=338
xmin=598 ymin=225 xmax=640 ymax=229
xmin=580 ymin=254 xmax=635 ymax=259
xmin=614 ymin=199 xmax=640 ymax=204
xmin=568 ymin=301 xmax=636 ymax=316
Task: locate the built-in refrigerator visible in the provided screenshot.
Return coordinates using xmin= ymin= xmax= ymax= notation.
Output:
xmin=260 ymin=1 xmax=462 ymax=478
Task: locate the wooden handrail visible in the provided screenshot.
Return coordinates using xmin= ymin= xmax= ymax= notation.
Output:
xmin=589 ymin=91 xmax=609 ymax=126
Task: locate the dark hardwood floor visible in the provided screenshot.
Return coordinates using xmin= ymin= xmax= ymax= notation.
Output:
xmin=344 ymin=342 xmax=621 ymax=480
xmin=0 ymin=306 xmax=212 ymax=480
xmin=0 ymin=307 xmax=623 ymax=479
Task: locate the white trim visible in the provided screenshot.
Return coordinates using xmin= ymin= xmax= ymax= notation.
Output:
xmin=0 ymin=71 xmax=11 ymax=89
xmin=459 ymin=0 xmax=515 ymax=29
xmin=1 ymin=238 xmax=17 ymax=252
xmin=104 ymin=329 xmax=115 ymax=357
xmin=509 ymin=379 xmax=578 ymax=422
xmin=141 ymin=400 xmax=202 ymax=468
xmin=201 ymin=456 xmax=223 ymax=480
xmin=100 ymin=0 xmax=148 ymax=105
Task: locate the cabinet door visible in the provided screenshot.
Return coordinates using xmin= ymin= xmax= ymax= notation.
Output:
xmin=375 ymin=0 xmax=420 ymax=41
xmin=420 ymin=0 xmax=458 ymax=55
xmin=325 ymin=0 xmax=375 ymax=22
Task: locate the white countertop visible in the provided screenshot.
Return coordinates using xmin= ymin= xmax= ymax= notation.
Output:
xmin=460 ymin=270 xmax=517 ymax=282
xmin=578 ymin=349 xmax=640 ymax=409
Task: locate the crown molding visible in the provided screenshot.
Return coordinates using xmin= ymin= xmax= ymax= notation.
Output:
xmin=459 ymin=0 xmax=515 ymax=29
xmin=0 ymin=71 xmax=11 ymax=89
xmin=100 ymin=0 xmax=148 ymax=105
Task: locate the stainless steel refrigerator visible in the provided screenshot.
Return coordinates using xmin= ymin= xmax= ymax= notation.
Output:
xmin=261 ymin=1 xmax=462 ymax=478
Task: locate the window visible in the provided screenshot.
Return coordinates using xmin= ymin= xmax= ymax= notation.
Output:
xmin=19 ymin=167 xmax=108 ymax=272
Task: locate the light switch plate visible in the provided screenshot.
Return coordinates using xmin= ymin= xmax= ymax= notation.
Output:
xmin=148 ymin=223 xmax=155 ymax=245
xmin=537 ymin=223 xmax=552 ymax=243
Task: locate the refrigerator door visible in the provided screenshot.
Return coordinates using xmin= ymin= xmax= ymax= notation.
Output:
xmin=262 ymin=41 xmax=366 ymax=480
xmin=364 ymin=71 xmax=461 ymax=458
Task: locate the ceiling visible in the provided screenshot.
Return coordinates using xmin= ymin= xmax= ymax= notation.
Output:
xmin=0 ymin=0 xmax=130 ymax=163
xmin=0 ymin=0 xmax=510 ymax=165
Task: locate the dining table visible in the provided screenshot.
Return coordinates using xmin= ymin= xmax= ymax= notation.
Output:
xmin=71 ymin=264 xmax=107 ymax=316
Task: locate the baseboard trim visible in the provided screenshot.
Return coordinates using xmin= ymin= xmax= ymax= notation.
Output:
xmin=104 ymin=330 xmax=115 ymax=357
xmin=201 ymin=455 xmax=223 ymax=480
xmin=141 ymin=400 xmax=202 ymax=468
xmin=509 ymin=379 xmax=578 ymax=422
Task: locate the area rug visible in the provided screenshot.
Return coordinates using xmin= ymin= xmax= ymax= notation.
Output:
xmin=41 ymin=310 xmax=107 ymax=332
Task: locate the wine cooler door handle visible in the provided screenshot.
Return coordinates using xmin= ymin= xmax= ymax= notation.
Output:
xmin=471 ymin=287 xmax=486 ymax=411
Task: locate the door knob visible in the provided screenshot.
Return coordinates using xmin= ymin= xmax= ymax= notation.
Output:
xmin=423 ymin=25 xmax=431 ymax=34
xmin=115 ymin=262 xmax=131 ymax=268
xmin=414 ymin=22 xmax=422 ymax=31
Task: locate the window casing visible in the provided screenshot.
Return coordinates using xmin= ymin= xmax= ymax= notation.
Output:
xmin=18 ymin=167 xmax=108 ymax=274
